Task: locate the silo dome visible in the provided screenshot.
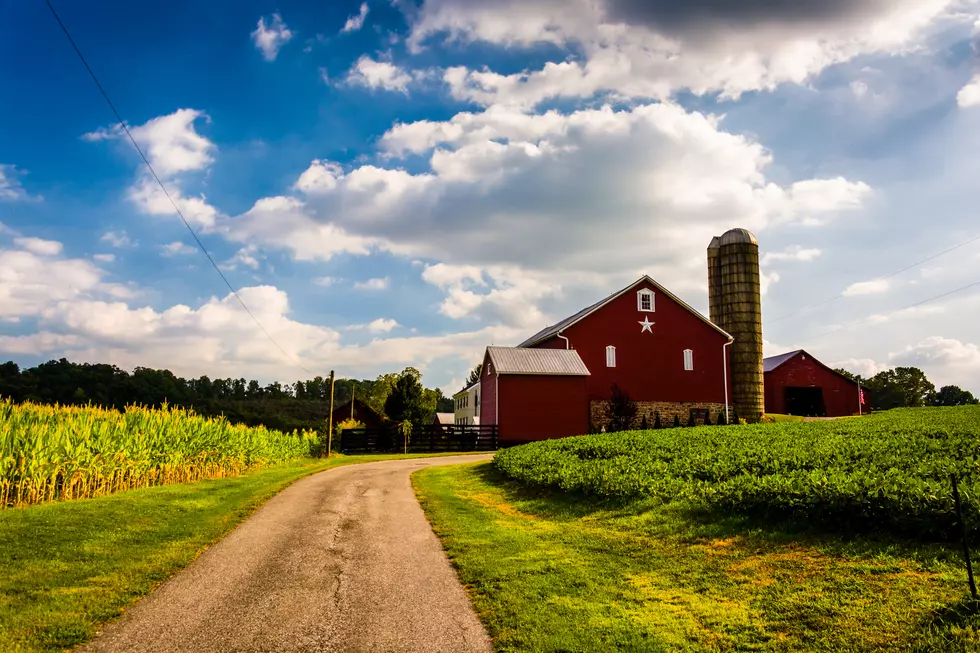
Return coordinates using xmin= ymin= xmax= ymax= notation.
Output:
xmin=719 ymin=228 xmax=758 ymax=246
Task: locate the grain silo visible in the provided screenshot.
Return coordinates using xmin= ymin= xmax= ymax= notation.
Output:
xmin=707 ymin=228 xmax=764 ymax=422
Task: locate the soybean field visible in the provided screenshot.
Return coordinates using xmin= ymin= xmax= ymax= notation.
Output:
xmin=494 ymin=406 xmax=980 ymax=539
xmin=0 ymin=399 xmax=317 ymax=508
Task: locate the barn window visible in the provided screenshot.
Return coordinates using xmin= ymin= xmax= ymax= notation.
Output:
xmin=606 ymin=345 xmax=616 ymax=368
xmin=637 ymin=289 xmax=655 ymax=312
xmin=683 ymin=349 xmax=694 ymax=371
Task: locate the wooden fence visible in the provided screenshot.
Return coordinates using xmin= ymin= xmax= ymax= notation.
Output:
xmin=340 ymin=424 xmax=498 ymax=454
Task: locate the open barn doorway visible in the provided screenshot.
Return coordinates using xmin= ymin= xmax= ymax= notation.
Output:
xmin=784 ymin=387 xmax=826 ymax=417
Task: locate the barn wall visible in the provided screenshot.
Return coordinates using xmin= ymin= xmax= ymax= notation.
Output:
xmin=480 ymin=352 xmax=498 ymax=428
xmin=536 ymin=281 xmax=731 ymax=405
xmin=591 ymin=400 xmax=729 ymax=429
xmin=497 ymin=375 xmax=589 ymax=444
xmin=764 ymin=353 xmax=862 ymax=417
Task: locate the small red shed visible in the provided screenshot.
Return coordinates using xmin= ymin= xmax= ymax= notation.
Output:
xmin=330 ymin=397 xmax=385 ymax=429
xmin=479 ymin=346 xmax=590 ymax=445
xmin=763 ymin=349 xmax=867 ymax=417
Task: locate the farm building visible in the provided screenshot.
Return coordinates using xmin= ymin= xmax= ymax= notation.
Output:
xmin=479 ymin=275 xmax=736 ymax=444
xmin=452 ymin=382 xmax=481 ymax=425
xmin=432 ymin=412 xmax=454 ymax=430
xmin=763 ymin=350 xmax=867 ymax=417
xmin=330 ymin=397 xmax=385 ymax=429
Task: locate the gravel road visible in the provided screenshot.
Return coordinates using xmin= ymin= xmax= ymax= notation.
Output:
xmin=80 ymin=454 xmax=494 ymax=653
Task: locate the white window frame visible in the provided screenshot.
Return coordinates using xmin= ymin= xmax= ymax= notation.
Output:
xmin=683 ymin=348 xmax=694 ymax=371
xmin=606 ymin=345 xmax=616 ymax=368
xmin=637 ymin=289 xmax=655 ymax=312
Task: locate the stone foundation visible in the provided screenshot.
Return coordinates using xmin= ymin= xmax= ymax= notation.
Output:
xmin=590 ymin=400 xmax=730 ymax=430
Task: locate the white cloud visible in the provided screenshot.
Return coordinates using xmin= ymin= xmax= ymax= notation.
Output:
xmin=93 ymin=253 xmax=116 ymax=263
xmin=128 ymin=176 xmax=219 ymax=229
xmin=161 ymin=241 xmax=196 ymax=257
xmin=342 ymin=3 xmax=370 ymax=33
xmin=251 ymin=13 xmax=293 ymax=61
xmin=13 ymin=237 xmax=63 ymax=257
xmin=0 ymin=238 xmax=128 ymax=319
xmin=408 ymin=0 xmax=969 ymax=105
xmin=272 ymin=103 xmax=870 ymax=300
xmin=830 ymin=357 xmax=887 ymax=379
xmin=86 ymin=109 xmax=214 ymax=179
xmin=958 ymin=73 xmax=980 ymax=108
xmin=101 ymin=231 xmax=134 ymax=248
xmin=851 ymin=80 xmax=869 ymax=98
xmin=313 ymin=276 xmax=340 ymax=287
xmin=0 ymin=165 xmax=40 ymax=202
xmin=889 ymin=336 xmax=980 ymax=388
xmin=219 ymin=195 xmax=375 ymax=261
xmin=843 ymin=278 xmax=891 ymax=296
xmin=221 ymin=245 xmax=262 ymax=271
xmin=355 ymin=277 xmax=389 ymax=291
xmin=761 ymin=245 xmax=822 ymax=265
xmin=349 ymin=317 xmax=400 ymax=333
xmin=345 ymin=56 xmax=414 ymax=92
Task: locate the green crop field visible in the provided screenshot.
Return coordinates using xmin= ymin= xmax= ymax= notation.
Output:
xmin=414 ymin=406 xmax=980 ymax=651
xmin=0 ymin=399 xmax=317 ymax=507
xmin=494 ymin=406 xmax=980 ymax=539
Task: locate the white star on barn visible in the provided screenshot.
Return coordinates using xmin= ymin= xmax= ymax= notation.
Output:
xmin=639 ymin=317 xmax=655 ymax=333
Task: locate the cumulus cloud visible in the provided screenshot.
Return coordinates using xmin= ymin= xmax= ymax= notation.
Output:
xmin=0 ymin=165 xmax=40 ymax=202
xmin=349 ymin=317 xmax=399 ymax=333
xmin=101 ymin=231 xmax=134 ymax=248
xmin=87 ymin=110 xmax=220 ymax=229
xmin=273 ymin=103 xmax=870 ymax=302
xmin=408 ymin=0 xmax=968 ymax=105
xmin=161 ymin=241 xmax=196 ymax=257
xmin=0 ymin=238 xmax=129 ymax=319
xmin=830 ymin=357 xmax=887 ymax=379
xmin=843 ymin=278 xmax=891 ymax=296
xmin=355 ymin=277 xmax=390 ymax=291
xmin=958 ymin=73 xmax=980 ymax=108
xmin=345 ymin=56 xmax=414 ymax=92
xmin=342 ymin=3 xmax=370 ymax=32
xmin=761 ymin=245 xmax=822 ymax=265
xmin=252 ymin=13 xmax=293 ymax=61
xmin=13 ymin=237 xmax=63 ymax=257
xmin=890 ymin=336 xmax=980 ymax=388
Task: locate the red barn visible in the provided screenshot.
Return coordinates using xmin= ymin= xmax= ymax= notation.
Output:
xmin=763 ymin=349 xmax=867 ymax=417
xmin=480 ymin=276 xmax=734 ymax=444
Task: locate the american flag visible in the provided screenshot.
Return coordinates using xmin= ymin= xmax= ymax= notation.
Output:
xmin=859 ymin=388 xmax=865 ymax=404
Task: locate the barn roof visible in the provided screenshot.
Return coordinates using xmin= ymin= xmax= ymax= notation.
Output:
xmin=434 ymin=412 xmax=454 ymax=425
xmin=763 ymin=350 xmax=802 ymax=373
xmin=516 ymin=275 xmax=731 ymax=348
xmin=486 ymin=346 xmax=591 ymax=376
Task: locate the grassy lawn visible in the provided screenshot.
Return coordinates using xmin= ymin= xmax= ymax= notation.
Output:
xmin=0 ymin=452 xmax=466 ymax=653
xmin=414 ymin=462 xmax=980 ymax=652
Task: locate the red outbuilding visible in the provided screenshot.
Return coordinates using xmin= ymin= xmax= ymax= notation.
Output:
xmin=763 ymin=349 xmax=868 ymax=417
xmin=480 ymin=276 xmax=735 ymax=444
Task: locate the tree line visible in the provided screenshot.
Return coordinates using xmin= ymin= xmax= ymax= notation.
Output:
xmin=833 ymin=366 xmax=978 ymax=410
xmin=0 ymin=359 xmax=454 ymax=433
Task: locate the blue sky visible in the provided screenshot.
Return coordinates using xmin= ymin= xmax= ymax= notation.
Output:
xmin=1 ymin=0 xmax=979 ymax=394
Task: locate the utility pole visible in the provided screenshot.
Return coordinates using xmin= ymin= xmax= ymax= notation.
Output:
xmin=327 ymin=370 xmax=335 ymax=458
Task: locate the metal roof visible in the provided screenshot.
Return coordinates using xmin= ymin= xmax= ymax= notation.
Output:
xmin=763 ymin=350 xmax=803 ymax=373
xmin=486 ymin=346 xmax=591 ymax=376
xmin=516 ymin=275 xmax=731 ymax=348
xmin=434 ymin=412 xmax=454 ymax=425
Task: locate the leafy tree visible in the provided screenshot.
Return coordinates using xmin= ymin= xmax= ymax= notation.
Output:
xmin=833 ymin=368 xmax=865 ymax=384
xmin=464 ymin=363 xmax=483 ymax=390
xmin=604 ymin=383 xmax=638 ymax=432
xmin=384 ymin=369 xmax=428 ymax=429
xmin=930 ymin=385 xmax=979 ymax=407
xmin=864 ymin=367 xmax=936 ymax=410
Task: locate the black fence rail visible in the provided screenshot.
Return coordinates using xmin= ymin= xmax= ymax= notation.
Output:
xmin=340 ymin=424 xmax=498 ymax=454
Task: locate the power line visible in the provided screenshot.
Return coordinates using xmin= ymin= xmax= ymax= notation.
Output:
xmin=797 ymin=278 xmax=980 ymax=345
xmin=767 ymin=230 xmax=980 ymax=325
xmin=44 ymin=0 xmax=315 ymax=377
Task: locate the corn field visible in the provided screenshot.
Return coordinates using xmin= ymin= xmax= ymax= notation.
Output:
xmin=0 ymin=399 xmax=318 ymax=508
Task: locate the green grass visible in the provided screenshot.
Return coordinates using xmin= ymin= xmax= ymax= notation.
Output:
xmin=0 ymin=452 xmax=464 ymax=653
xmin=414 ymin=462 xmax=980 ymax=652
